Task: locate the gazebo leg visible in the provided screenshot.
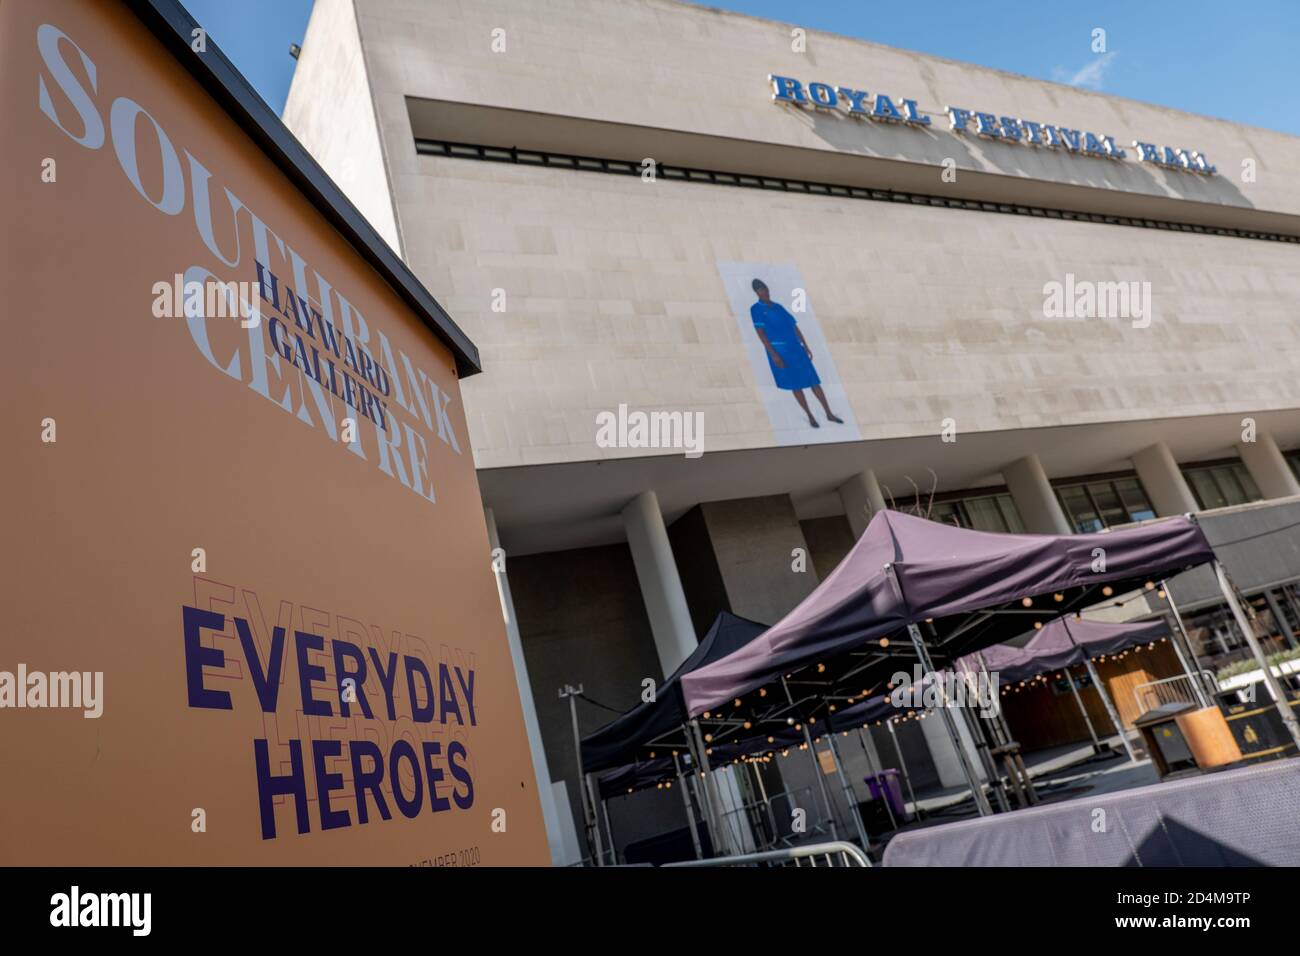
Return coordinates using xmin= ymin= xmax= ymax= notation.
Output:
xmin=672 ymin=750 xmax=704 ymax=860
xmin=1083 ymin=657 xmax=1138 ymax=762
xmin=906 ymin=623 xmax=993 ymax=816
xmin=1212 ymin=560 xmax=1300 ymax=752
xmin=1064 ymin=667 xmax=1103 ymax=754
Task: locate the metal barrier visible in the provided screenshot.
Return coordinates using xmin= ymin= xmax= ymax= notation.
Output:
xmin=761 ymin=785 xmax=836 ymax=846
xmin=663 ymin=841 xmax=872 ymax=868
xmin=1133 ymin=671 xmax=1219 ymax=714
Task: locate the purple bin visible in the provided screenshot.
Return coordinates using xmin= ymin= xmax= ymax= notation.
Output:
xmin=864 ymin=769 xmax=907 ymax=819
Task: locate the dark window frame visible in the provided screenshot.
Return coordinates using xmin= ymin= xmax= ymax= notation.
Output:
xmin=1181 ymin=458 xmax=1264 ymax=510
xmin=1051 ymin=471 xmax=1157 ymax=532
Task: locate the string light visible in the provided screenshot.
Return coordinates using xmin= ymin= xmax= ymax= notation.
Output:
xmin=1102 ymin=586 xmax=1113 ymax=597
xmin=1054 ymin=593 xmax=1064 ymax=602
xmin=879 ymin=638 xmax=890 ymax=648
xmin=1021 ymin=597 xmax=1033 ymax=607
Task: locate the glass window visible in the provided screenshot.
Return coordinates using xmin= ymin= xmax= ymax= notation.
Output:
xmin=1187 ymin=469 xmax=1228 ymax=510
xmin=1183 ymin=461 xmax=1263 ymax=510
xmin=996 ymin=496 xmax=1026 ymax=533
xmin=964 ymin=496 xmax=1010 ymax=533
xmin=1087 ymin=481 xmax=1129 ymax=528
xmin=929 ymin=501 xmax=962 ymax=528
xmin=1057 ymin=486 xmax=1103 ymax=533
xmin=1114 ymin=477 xmax=1157 ymax=522
xmin=906 ymin=493 xmax=1024 ymax=533
xmin=1053 ymin=474 xmax=1156 ymax=532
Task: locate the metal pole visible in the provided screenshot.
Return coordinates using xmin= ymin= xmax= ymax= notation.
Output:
xmin=1082 ymin=657 xmax=1137 ymax=762
xmin=780 ymin=676 xmax=840 ymax=839
xmin=904 ymin=622 xmax=992 ymax=816
xmin=683 ymin=722 xmax=721 ymax=854
xmin=1064 ymin=667 xmax=1102 ymax=752
xmin=856 ymin=727 xmax=897 ymax=830
xmin=954 ymin=670 xmax=1010 ymax=812
xmin=1212 ymin=560 xmax=1300 ymax=751
xmin=746 ymin=760 xmax=775 ymax=850
xmin=560 ymin=684 xmax=601 ymax=865
xmin=826 ymin=732 xmax=871 ymax=848
xmin=886 ymin=718 xmax=921 ymax=819
xmin=583 ymin=772 xmax=607 ymax=866
xmin=687 ymin=774 xmax=714 ymax=853
xmin=691 ymin=719 xmax=736 ymax=854
xmin=964 ymin=696 xmax=1010 ymax=812
xmin=1161 ymin=579 xmax=1213 ymax=706
xmin=977 ymin=653 xmax=1017 ymax=749
xmin=593 ymin=782 xmax=616 ymax=866
xmin=800 ymin=725 xmax=840 ymax=840
xmin=1264 ymin=589 xmax=1299 ymax=651
xmin=1062 ymin=616 xmax=1134 ymax=762
xmin=672 ymin=750 xmax=704 ymax=860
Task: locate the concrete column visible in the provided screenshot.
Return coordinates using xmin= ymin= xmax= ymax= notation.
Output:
xmin=1132 ymin=441 xmax=1199 ymax=515
xmin=484 ymin=507 xmax=568 ymax=866
xmin=1002 ymin=454 xmax=1072 ymax=534
xmin=1133 ymin=442 xmax=1190 ymax=515
xmin=1237 ymin=431 xmax=1300 ymax=499
xmin=622 ymin=490 xmax=698 ymax=674
xmin=838 ymin=470 xmax=888 ymax=538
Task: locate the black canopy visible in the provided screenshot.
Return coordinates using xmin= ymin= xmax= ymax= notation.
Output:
xmin=581 ymin=612 xmax=767 ymax=772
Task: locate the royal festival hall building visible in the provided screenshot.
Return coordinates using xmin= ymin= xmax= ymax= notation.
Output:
xmin=284 ymin=0 xmax=1300 ymax=862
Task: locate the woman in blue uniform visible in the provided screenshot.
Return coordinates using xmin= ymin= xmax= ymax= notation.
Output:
xmin=749 ymin=279 xmax=843 ymax=428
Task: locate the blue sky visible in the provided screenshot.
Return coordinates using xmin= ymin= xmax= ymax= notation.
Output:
xmin=180 ymin=0 xmax=1300 ymax=135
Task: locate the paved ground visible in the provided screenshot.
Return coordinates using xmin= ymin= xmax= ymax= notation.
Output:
xmin=903 ymin=732 xmax=1160 ymax=823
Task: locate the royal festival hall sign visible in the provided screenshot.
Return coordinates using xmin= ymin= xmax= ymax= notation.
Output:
xmin=769 ymin=75 xmax=1217 ymax=175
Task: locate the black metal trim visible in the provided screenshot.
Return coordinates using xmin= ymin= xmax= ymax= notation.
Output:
xmin=415 ymin=137 xmax=1300 ymax=245
xmin=125 ymin=0 xmax=482 ymax=376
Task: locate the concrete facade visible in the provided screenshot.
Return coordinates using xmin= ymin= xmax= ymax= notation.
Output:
xmin=285 ymin=0 xmax=1300 ymax=860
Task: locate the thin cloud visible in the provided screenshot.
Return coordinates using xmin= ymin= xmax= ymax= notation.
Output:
xmin=1052 ymin=51 xmax=1118 ymax=91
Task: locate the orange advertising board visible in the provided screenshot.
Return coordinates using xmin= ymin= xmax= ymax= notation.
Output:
xmin=0 ymin=0 xmax=549 ymax=865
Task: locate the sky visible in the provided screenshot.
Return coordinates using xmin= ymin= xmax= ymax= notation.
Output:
xmin=179 ymin=0 xmax=1300 ymax=135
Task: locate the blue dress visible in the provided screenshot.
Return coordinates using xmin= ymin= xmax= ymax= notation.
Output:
xmin=750 ymin=300 xmax=820 ymax=391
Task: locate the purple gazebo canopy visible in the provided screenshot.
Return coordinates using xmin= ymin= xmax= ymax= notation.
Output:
xmin=681 ymin=510 xmax=1212 ymax=717
xmin=957 ymin=616 xmax=1171 ymax=684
